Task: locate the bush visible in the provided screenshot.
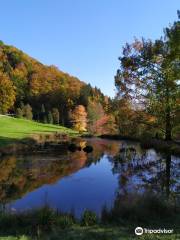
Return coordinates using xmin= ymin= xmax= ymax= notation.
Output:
xmin=16 ymin=107 xmax=24 ymax=118
xmin=81 ymin=210 xmax=98 ymax=226
xmin=32 ymin=206 xmax=55 ymax=231
xmin=16 ymin=104 xmax=33 ymax=120
xmin=56 ymin=215 xmax=74 ymax=229
xmin=101 ymin=193 xmax=177 ymax=225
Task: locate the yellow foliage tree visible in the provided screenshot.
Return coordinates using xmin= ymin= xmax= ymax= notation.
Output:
xmin=0 ymin=72 xmax=16 ymax=113
xmin=70 ymin=105 xmax=87 ymax=132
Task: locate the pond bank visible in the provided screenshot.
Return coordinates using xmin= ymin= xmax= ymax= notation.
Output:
xmin=0 ymin=116 xmax=79 ymax=151
xmin=0 ymin=133 xmax=71 ymax=156
xmin=99 ymin=134 xmax=180 ymax=156
xmin=1 ymin=133 xmax=179 ymax=156
xmin=0 ymin=137 xmax=179 ymax=239
xmin=0 ymin=198 xmax=179 ymax=240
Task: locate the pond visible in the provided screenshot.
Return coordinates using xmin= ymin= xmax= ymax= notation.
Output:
xmin=0 ymin=138 xmax=179 ymax=217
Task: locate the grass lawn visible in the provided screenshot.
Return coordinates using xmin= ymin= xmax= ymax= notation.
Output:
xmin=0 ymin=115 xmax=78 ymax=146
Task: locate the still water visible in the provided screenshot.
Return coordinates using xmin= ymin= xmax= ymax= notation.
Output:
xmin=0 ymin=138 xmax=179 ymax=217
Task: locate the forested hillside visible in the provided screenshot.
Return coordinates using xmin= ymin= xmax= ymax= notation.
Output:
xmin=0 ymin=41 xmax=116 ymax=134
xmin=0 ymin=11 xmax=179 ymax=140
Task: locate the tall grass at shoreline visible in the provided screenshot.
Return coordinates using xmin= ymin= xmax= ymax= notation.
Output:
xmin=0 ymin=194 xmax=179 ymax=240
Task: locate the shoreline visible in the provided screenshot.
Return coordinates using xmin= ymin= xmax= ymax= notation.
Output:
xmin=0 ymin=133 xmax=71 ymax=156
xmin=99 ymin=134 xmax=180 ymax=156
xmin=1 ymin=133 xmax=180 ymax=157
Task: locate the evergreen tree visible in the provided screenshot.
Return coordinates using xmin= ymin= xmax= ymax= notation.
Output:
xmin=47 ymin=111 xmax=53 ymax=124
xmin=40 ymin=104 xmax=47 ymax=123
xmin=52 ymin=108 xmax=60 ymax=124
xmin=79 ymin=84 xmax=93 ymax=106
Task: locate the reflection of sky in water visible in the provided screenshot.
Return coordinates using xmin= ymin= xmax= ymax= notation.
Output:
xmin=171 ymin=156 xmax=180 ymax=192
xmin=7 ymin=156 xmax=118 ymax=217
xmin=2 ymin=139 xmax=180 ymax=217
xmin=111 ymin=147 xmax=180 ymax=196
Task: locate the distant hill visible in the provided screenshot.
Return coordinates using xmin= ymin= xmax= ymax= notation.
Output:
xmin=0 ymin=40 xmax=85 ymax=98
xmin=0 ymin=40 xmax=106 ymax=127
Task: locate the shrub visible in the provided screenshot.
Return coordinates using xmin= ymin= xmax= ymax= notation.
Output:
xmin=101 ymin=193 xmax=177 ymax=224
xmin=81 ymin=210 xmax=97 ymax=226
xmin=56 ymin=215 xmax=74 ymax=229
xmin=16 ymin=107 xmax=24 ymax=118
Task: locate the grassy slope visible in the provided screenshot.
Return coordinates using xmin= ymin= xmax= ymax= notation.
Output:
xmin=0 ymin=115 xmax=77 ymax=146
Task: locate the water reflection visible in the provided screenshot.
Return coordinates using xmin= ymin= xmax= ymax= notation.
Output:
xmin=0 ymin=138 xmax=179 ymax=216
xmin=112 ymin=147 xmax=179 ymax=199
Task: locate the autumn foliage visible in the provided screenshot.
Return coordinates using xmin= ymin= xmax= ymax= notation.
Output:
xmin=0 ymin=41 xmax=117 ymax=135
xmin=70 ymin=105 xmax=87 ymax=132
xmin=0 ymin=72 xmax=16 ymax=113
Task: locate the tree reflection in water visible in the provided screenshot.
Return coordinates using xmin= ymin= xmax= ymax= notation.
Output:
xmin=109 ymin=145 xmax=180 ymax=221
xmin=0 ymin=138 xmax=179 ymax=216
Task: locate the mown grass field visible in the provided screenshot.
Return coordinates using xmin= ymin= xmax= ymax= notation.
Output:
xmin=0 ymin=115 xmax=78 ymax=146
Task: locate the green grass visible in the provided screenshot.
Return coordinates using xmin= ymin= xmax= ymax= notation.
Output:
xmin=37 ymin=226 xmax=180 ymax=240
xmin=0 ymin=227 xmax=179 ymax=240
xmin=0 ymin=237 xmax=30 ymax=240
xmin=0 ymin=115 xmax=78 ymax=146
xmin=0 ymin=204 xmax=179 ymax=240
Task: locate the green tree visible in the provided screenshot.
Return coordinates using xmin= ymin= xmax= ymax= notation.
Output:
xmin=40 ymin=104 xmax=47 ymax=123
xmin=115 ymin=14 xmax=180 ymax=140
xmin=87 ymin=100 xmax=110 ymax=134
xmin=47 ymin=111 xmax=53 ymax=124
xmin=79 ymin=84 xmax=93 ymax=106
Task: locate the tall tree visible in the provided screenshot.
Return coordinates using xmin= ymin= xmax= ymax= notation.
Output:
xmin=0 ymin=72 xmax=16 ymax=113
xmin=47 ymin=111 xmax=53 ymax=124
xmin=79 ymin=84 xmax=93 ymax=106
xmin=115 ymin=14 xmax=180 ymax=140
xmin=52 ymin=108 xmax=60 ymax=124
xmin=70 ymin=105 xmax=87 ymax=132
xmin=87 ymin=100 xmax=116 ymax=135
xmin=23 ymin=104 xmax=33 ymax=120
xmin=40 ymin=104 xmax=47 ymax=123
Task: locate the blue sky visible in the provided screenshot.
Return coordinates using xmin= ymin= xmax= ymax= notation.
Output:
xmin=0 ymin=0 xmax=179 ymax=97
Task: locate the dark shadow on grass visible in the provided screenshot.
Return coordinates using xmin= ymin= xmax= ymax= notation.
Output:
xmin=34 ymin=123 xmax=66 ymax=130
xmin=31 ymin=130 xmax=62 ymax=133
xmin=0 ymin=136 xmax=17 ymax=147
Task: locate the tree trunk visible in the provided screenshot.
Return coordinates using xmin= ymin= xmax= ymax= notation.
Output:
xmin=165 ymin=84 xmax=172 ymax=141
xmin=165 ymin=108 xmax=172 ymax=141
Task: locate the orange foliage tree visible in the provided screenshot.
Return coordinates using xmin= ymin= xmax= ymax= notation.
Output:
xmin=70 ymin=105 xmax=87 ymax=132
xmin=87 ymin=100 xmax=116 ymax=135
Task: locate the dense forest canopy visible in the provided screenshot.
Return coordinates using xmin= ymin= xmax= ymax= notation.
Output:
xmin=0 ymin=41 xmax=115 ymax=134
